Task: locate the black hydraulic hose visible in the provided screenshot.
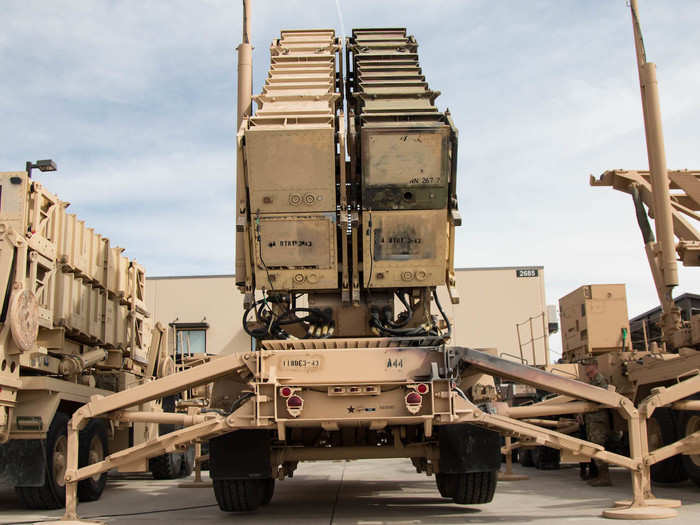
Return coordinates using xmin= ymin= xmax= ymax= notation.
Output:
xmin=432 ymin=288 xmax=452 ymax=340
xmin=369 ymin=313 xmax=426 ymax=336
xmin=386 ymin=292 xmax=412 ymax=328
xmin=228 ymin=391 xmax=255 ymax=415
xmin=242 ymin=299 xmax=270 ymax=338
xmin=631 ymin=185 xmax=655 ymax=244
xmin=244 ymin=298 xmax=332 ymax=340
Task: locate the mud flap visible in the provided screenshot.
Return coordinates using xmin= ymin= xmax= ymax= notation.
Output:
xmin=438 ymin=423 xmax=500 ymax=473
xmin=209 ymin=430 xmax=271 ymax=480
xmin=0 ymin=439 xmax=46 ymax=486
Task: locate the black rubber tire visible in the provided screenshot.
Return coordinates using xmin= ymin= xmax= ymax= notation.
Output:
xmin=149 ymin=395 xmax=184 ymax=480
xmin=451 ymin=471 xmax=497 ymax=505
xmin=15 ymin=412 xmax=69 ymax=510
xmin=518 ymin=448 xmax=534 ymax=467
xmin=180 ymin=446 xmax=195 ymax=478
xmin=435 ymin=473 xmax=454 ymax=498
xmin=648 ymin=408 xmax=687 ymax=483
xmin=77 ymin=419 xmax=108 ymax=502
xmin=533 ymin=446 xmax=560 ymax=470
xmin=150 ymin=451 xmax=183 ymax=480
xmin=260 ymin=478 xmax=275 ymax=506
xmin=678 ymin=409 xmax=700 ymax=487
xmin=213 ymin=478 xmax=265 ymax=512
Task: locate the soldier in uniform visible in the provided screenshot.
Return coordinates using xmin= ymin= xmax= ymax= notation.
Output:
xmin=582 ymin=359 xmax=613 ymax=486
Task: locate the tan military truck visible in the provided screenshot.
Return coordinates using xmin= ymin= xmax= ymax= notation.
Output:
xmin=0 ymin=163 xmax=185 ymax=509
xmin=557 ymin=284 xmax=700 ymax=486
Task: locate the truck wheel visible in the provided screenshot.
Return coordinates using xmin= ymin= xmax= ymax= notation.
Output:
xmin=149 ymin=450 xmax=183 ymax=480
xmin=180 ymin=446 xmax=195 ymax=477
xmin=435 ymin=473 xmax=455 ymax=498
xmin=213 ymin=478 xmax=266 ymax=512
xmin=518 ymin=448 xmax=534 ymax=467
xmin=451 ymin=471 xmax=497 ymax=504
xmin=679 ymin=410 xmax=700 ymax=487
xmin=260 ymin=478 xmax=275 ymax=505
xmin=533 ymin=446 xmax=560 ymax=470
xmin=15 ymin=412 xmax=69 ymax=509
xmin=77 ymin=419 xmax=108 ymax=502
xmin=647 ymin=408 xmax=687 ymax=483
xmin=149 ymin=395 xmax=184 ymax=479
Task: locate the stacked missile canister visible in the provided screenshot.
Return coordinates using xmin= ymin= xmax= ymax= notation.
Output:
xmin=1 ymin=171 xmax=152 ymax=375
xmin=347 ymin=28 xmax=459 ymax=293
xmin=244 ymin=30 xmax=342 ymax=292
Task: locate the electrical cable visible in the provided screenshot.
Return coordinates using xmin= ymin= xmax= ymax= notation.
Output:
xmin=365 ymin=211 xmax=373 ymax=293
xmin=255 ymin=213 xmax=274 ymax=292
xmin=243 ymin=298 xmax=332 ymax=340
xmin=229 ymin=391 xmax=255 ymax=414
xmin=432 ymin=288 xmax=452 ymax=341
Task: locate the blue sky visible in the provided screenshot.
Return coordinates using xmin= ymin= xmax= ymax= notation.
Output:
xmin=2 ymin=1 xmax=700 ymax=353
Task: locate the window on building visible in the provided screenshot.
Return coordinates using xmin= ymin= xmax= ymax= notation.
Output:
xmin=172 ymin=322 xmax=210 ymax=360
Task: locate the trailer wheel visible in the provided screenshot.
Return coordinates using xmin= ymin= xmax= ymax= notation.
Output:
xmin=435 ymin=473 xmax=455 ymax=498
xmin=180 ymin=446 xmax=195 ymax=478
xmin=149 ymin=449 xmax=183 ymax=480
xmin=647 ymin=408 xmax=687 ymax=483
xmin=533 ymin=446 xmax=560 ymax=470
xmin=77 ymin=419 xmax=108 ymax=502
xmin=149 ymin=395 xmax=184 ymax=479
xmin=15 ymin=412 xmax=69 ymax=509
xmin=451 ymin=471 xmax=497 ymax=504
xmin=213 ymin=478 xmax=266 ymax=512
xmin=518 ymin=448 xmax=534 ymax=467
xmin=260 ymin=478 xmax=275 ymax=505
xmin=679 ymin=410 xmax=700 ymax=487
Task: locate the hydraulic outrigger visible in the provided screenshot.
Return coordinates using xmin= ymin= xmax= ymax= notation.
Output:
xmin=53 ymin=345 xmax=700 ymax=523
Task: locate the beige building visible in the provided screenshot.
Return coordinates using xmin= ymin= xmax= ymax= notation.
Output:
xmin=146 ymin=266 xmax=553 ymax=365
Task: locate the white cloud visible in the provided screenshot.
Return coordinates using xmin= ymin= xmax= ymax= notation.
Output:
xmin=1 ymin=0 xmax=699 ymax=327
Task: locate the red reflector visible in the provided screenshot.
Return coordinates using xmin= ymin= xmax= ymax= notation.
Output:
xmin=406 ymin=392 xmax=422 ymax=405
xmin=280 ymin=387 xmax=292 ymax=398
xmin=417 ymin=383 xmax=429 ymax=395
xmin=287 ymin=395 xmax=303 ymax=408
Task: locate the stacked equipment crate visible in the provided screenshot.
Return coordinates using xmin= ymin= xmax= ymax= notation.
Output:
xmin=347 ymin=28 xmax=459 ymax=290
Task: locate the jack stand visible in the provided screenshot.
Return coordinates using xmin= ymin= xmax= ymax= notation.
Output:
xmin=603 ymin=469 xmax=677 ymax=519
xmin=498 ymin=437 xmax=529 ymax=481
xmin=613 ymin=498 xmax=682 ymax=509
xmin=178 ymin=441 xmax=212 ymax=488
xmin=602 ymin=415 xmax=678 ymax=519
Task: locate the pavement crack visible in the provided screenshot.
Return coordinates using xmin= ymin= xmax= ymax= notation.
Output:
xmin=329 ymin=462 xmax=347 ymax=525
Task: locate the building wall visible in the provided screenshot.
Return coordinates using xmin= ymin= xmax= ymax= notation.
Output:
xmin=145 ymin=275 xmax=251 ymax=356
xmin=146 ymin=266 xmax=549 ymax=364
xmin=441 ymin=267 xmax=549 ymax=366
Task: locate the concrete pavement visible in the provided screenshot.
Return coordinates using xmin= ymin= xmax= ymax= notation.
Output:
xmin=0 ymin=460 xmax=698 ymax=524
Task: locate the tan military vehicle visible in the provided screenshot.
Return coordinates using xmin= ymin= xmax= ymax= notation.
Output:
xmin=548 ymin=0 xmax=700 ymax=490
xmin=557 ymin=284 xmax=700 ymax=486
xmin=0 ymin=162 xmax=187 ymax=509
xmin=50 ymin=2 xmax=699 ymax=523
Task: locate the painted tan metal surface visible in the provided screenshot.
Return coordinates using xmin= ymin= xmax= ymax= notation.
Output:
xmin=48 ymin=2 xmax=700 ymax=523
xmin=0 ymin=165 xmax=171 ymax=510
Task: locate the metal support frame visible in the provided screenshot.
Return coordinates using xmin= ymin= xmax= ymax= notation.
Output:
xmin=45 ymin=346 xmax=699 ymax=523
